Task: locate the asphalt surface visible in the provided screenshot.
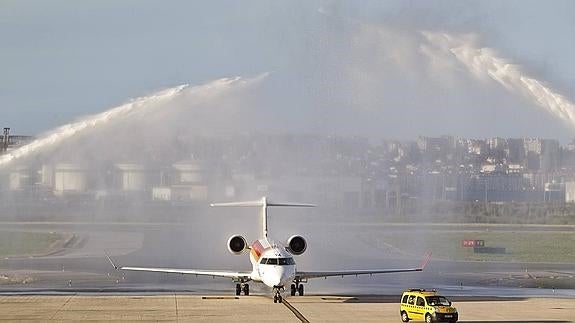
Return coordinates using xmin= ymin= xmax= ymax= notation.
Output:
xmin=1 ymin=221 xmax=574 ymax=299
xmin=0 ymin=294 xmax=573 ymax=322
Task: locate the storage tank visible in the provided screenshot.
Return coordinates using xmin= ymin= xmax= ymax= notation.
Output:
xmin=54 ymin=163 xmax=87 ymax=195
xmin=116 ymin=163 xmax=146 ymax=191
xmin=172 ymin=160 xmax=205 ymax=184
xmin=40 ymin=164 xmax=53 ymax=187
xmin=152 ymin=187 xmax=171 ymax=201
xmin=171 ymin=160 xmax=209 ymax=201
xmin=8 ymin=166 xmax=29 ymax=191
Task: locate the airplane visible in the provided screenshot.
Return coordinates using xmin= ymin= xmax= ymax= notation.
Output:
xmin=106 ymin=196 xmax=431 ymax=303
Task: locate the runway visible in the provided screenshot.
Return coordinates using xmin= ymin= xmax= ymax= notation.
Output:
xmin=1 ymin=221 xmax=574 ymax=296
xmin=1 ymin=221 xmax=574 ymax=321
xmin=0 ymin=294 xmax=573 ymax=322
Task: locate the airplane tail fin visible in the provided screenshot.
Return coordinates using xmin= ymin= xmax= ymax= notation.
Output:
xmin=211 ymin=196 xmax=315 ymax=238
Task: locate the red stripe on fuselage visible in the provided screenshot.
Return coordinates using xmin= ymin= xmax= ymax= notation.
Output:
xmin=250 ymin=240 xmax=265 ymax=261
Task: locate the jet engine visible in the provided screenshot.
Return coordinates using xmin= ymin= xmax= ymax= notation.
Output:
xmin=286 ymin=235 xmax=307 ymax=255
xmin=227 ymin=235 xmax=248 ymax=255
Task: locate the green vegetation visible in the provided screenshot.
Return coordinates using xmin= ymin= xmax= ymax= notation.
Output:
xmin=378 ymin=230 xmax=575 ymax=263
xmin=386 ymin=201 xmax=575 ymax=225
xmin=0 ymin=231 xmax=65 ymax=257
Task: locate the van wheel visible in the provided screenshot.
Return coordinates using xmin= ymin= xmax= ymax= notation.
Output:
xmin=400 ymin=311 xmax=409 ymax=322
xmin=425 ymin=313 xmax=433 ymax=323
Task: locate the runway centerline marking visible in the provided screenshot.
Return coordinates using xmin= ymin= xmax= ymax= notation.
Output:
xmin=174 ymin=292 xmax=179 ymax=322
xmin=48 ymin=294 xmax=74 ymax=321
xmin=282 ymin=299 xmax=310 ymax=323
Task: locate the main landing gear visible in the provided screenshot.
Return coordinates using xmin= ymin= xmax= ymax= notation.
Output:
xmin=273 ymin=287 xmax=284 ymax=303
xmin=290 ymin=282 xmax=304 ymax=296
xmin=235 ymin=283 xmax=249 ymax=296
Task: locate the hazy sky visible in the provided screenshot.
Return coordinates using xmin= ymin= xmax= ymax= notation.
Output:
xmin=1 ymin=0 xmax=575 ymax=141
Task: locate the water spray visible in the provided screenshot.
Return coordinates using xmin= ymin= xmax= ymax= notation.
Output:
xmin=0 ymin=85 xmax=188 ymax=167
xmin=423 ymin=32 xmax=575 ymax=127
xmin=0 ymin=75 xmax=265 ymax=168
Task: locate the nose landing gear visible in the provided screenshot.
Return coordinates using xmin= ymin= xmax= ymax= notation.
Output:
xmin=273 ymin=287 xmax=284 ymax=303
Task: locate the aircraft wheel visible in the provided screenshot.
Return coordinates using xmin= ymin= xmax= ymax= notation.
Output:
xmin=278 ymin=295 xmax=283 ymax=303
xmin=235 ymin=284 xmax=241 ymax=296
xmin=298 ymin=284 xmax=304 ymax=296
xmin=290 ymin=284 xmax=296 ymax=296
xmin=273 ymin=295 xmax=278 ymax=303
xmin=243 ymin=284 xmax=249 ymax=296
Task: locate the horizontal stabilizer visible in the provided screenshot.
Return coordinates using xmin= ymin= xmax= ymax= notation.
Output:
xmin=210 ymin=200 xmax=264 ymax=207
xmin=267 ymin=202 xmax=316 ymax=207
xmin=211 ymin=200 xmax=315 ymax=208
xmin=211 ymin=196 xmax=315 ymax=238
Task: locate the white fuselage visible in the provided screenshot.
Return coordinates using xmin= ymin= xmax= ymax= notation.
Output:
xmin=249 ymin=238 xmax=296 ymax=288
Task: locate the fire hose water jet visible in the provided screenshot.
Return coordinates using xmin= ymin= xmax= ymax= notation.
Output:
xmin=0 ymin=75 xmax=263 ymax=168
xmin=423 ymin=31 xmax=575 ymax=127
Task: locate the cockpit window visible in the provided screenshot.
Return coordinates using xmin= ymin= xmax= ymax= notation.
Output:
xmin=279 ymin=258 xmax=295 ymax=265
xmin=266 ymin=258 xmax=278 ymax=265
xmin=260 ymin=257 xmax=294 ymax=265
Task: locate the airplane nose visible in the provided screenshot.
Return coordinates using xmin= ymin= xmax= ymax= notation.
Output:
xmin=263 ymin=267 xmax=291 ymax=287
xmin=264 ymin=275 xmax=281 ymax=287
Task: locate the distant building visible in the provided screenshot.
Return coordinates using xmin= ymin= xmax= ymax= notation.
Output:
xmin=565 ymin=181 xmax=575 ymax=203
xmin=506 ymin=138 xmax=526 ymax=164
xmin=417 ymin=136 xmax=454 ymax=152
xmin=544 ymin=182 xmax=564 ymax=202
xmin=524 ymin=138 xmax=542 ymax=154
xmin=417 ymin=136 xmax=454 ymax=163
xmin=468 ymin=139 xmax=487 ymax=156
xmin=540 ymin=139 xmax=560 ymax=172
xmin=488 ymin=137 xmax=506 ymax=151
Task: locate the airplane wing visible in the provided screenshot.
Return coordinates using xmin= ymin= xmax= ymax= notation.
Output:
xmin=297 ymin=267 xmax=422 ymax=279
xmin=105 ymin=254 xmax=251 ymax=280
xmin=296 ymin=251 xmax=432 ymax=280
xmin=121 ymin=267 xmax=252 ymax=279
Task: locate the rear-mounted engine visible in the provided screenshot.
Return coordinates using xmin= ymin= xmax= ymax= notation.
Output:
xmin=227 ymin=235 xmax=247 ymax=255
xmin=286 ymin=235 xmax=307 ymax=255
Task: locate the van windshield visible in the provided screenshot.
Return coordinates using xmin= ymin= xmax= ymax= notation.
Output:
xmin=425 ymin=296 xmax=451 ymax=306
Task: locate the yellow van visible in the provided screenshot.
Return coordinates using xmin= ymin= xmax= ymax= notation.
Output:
xmin=400 ymin=289 xmax=458 ymax=323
